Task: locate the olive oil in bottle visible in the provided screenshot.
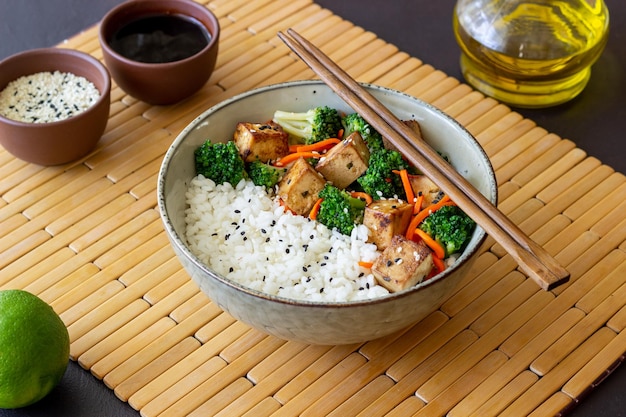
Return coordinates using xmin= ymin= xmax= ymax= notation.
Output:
xmin=453 ymin=0 xmax=609 ymax=108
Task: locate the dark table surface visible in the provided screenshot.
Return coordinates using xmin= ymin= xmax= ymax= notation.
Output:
xmin=0 ymin=1 xmax=624 ymax=416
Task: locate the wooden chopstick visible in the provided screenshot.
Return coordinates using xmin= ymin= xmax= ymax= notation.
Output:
xmin=278 ymin=28 xmax=569 ymax=290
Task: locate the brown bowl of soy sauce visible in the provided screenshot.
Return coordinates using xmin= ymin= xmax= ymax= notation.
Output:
xmin=99 ymin=0 xmax=219 ymax=105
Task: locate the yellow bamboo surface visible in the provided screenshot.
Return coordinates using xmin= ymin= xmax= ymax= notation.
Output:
xmin=1 ymin=0 xmax=625 ymax=416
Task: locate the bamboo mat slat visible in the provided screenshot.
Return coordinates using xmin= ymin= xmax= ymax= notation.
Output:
xmin=1 ymin=0 xmax=625 ymax=416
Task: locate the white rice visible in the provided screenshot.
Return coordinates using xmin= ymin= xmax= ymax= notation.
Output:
xmin=184 ymin=175 xmax=390 ymax=302
xmin=0 ymin=71 xmax=100 ymax=123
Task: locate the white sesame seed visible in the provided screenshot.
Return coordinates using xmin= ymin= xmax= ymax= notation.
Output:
xmin=0 ymin=70 xmax=100 ymax=123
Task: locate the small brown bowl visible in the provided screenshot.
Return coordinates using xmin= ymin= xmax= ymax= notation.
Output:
xmin=98 ymin=0 xmax=220 ymax=105
xmin=0 ymin=48 xmax=111 ymax=166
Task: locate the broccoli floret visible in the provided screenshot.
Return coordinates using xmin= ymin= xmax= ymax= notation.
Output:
xmin=316 ymin=184 xmax=366 ymax=236
xmin=342 ymin=113 xmax=385 ymax=154
xmin=419 ymin=205 xmax=476 ymax=257
xmin=273 ymin=106 xmax=342 ymax=145
xmin=247 ymin=160 xmax=287 ymax=188
xmin=357 ymin=148 xmax=410 ymax=200
xmin=194 ymin=140 xmax=247 ymax=185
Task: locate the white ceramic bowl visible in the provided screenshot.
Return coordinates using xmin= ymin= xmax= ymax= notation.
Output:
xmin=158 ymin=80 xmax=497 ymax=345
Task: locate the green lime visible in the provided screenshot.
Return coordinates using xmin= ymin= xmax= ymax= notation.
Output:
xmin=0 ymin=289 xmax=70 ymax=409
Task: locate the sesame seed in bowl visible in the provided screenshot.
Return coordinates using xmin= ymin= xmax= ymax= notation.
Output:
xmin=0 ymin=48 xmax=111 ymax=166
xmin=0 ymin=71 xmax=101 ymax=124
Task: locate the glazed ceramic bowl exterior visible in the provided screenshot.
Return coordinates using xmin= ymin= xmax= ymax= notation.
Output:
xmin=99 ymin=0 xmax=220 ymax=105
xmin=158 ymin=81 xmax=498 ymax=345
xmin=0 ymin=48 xmax=111 ymax=166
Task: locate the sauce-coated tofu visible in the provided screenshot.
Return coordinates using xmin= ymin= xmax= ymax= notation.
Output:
xmin=383 ymin=119 xmax=424 ymax=152
xmin=233 ymin=121 xmax=289 ymax=163
xmin=363 ymin=199 xmax=413 ymax=250
xmin=409 ymin=174 xmax=442 ymax=207
xmin=277 ymin=157 xmax=326 ymax=216
xmin=371 ymin=235 xmax=434 ymax=292
xmin=403 ymin=119 xmax=423 ymax=140
xmin=315 ymin=132 xmax=370 ymax=189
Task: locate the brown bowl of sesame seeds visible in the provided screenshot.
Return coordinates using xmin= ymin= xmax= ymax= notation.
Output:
xmin=0 ymin=47 xmax=111 ymax=165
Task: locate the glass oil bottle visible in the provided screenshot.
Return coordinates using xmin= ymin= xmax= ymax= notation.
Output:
xmin=453 ymin=0 xmax=609 ymax=108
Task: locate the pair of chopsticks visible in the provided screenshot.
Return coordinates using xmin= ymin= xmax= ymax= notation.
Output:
xmin=278 ymin=29 xmax=569 ymax=291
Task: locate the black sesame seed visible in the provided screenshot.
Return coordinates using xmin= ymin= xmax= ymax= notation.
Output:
xmin=229 ymin=267 xmax=234 ymax=273
xmin=386 ymin=260 xmax=393 ymax=267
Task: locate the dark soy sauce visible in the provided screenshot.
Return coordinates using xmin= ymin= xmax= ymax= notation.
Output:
xmin=109 ymin=14 xmax=210 ymax=63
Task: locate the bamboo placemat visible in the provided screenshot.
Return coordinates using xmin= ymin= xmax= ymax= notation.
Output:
xmin=2 ymin=0 xmax=625 ymax=415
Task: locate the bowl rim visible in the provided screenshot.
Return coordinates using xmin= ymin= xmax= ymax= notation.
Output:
xmin=98 ymin=0 xmax=220 ymax=69
xmin=158 ymin=80 xmax=497 ymax=308
xmin=0 ymin=47 xmax=111 ymax=128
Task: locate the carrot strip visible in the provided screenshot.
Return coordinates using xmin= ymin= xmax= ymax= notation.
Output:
xmin=431 ymin=256 xmax=446 ymax=275
xmin=413 ymin=192 xmax=424 ymax=215
xmin=350 ymin=191 xmax=373 ymax=205
xmin=414 ymin=228 xmax=446 ymax=259
xmin=405 ymin=195 xmax=454 ymax=240
xmin=393 ymin=169 xmax=415 ymax=204
xmin=309 ymin=197 xmax=323 ymax=220
xmin=295 ymin=138 xmax=341 ymax=153
xmin=274 ymin=152 xmax=322 ymax=167
xmin=337 ymin=128 xmax=344 ymax=139
xmin=288 ymin=144 xmax=301 ymax=153
xmin=358 ymin=261 xmax=373 ymax=269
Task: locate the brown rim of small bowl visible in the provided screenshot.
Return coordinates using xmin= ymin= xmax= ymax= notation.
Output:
xmin=98 ymin=0 xmax=220 ymax=69
xmin=0 ymin=48 xmax=111 ymax=128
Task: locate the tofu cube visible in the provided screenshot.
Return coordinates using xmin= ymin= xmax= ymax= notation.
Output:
xmin=277 ymin=157 xmax=327 ymax=216
xmin=233 ymin=121 xmax=290 ymax=163
xmin=315 ymin=132 xmax=370 ymax=189
xmin=403 ymin=119 xmax=424 ymax=139
xmin=371 ymin=235 xmax=434 ymax=292
xmin=409 ymin=174 xmax=442 ymax=207
xmin=383 ymin=119 xmax=424 ymax=152
xmin=363 ymin=199 xmax=413 ymax=250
